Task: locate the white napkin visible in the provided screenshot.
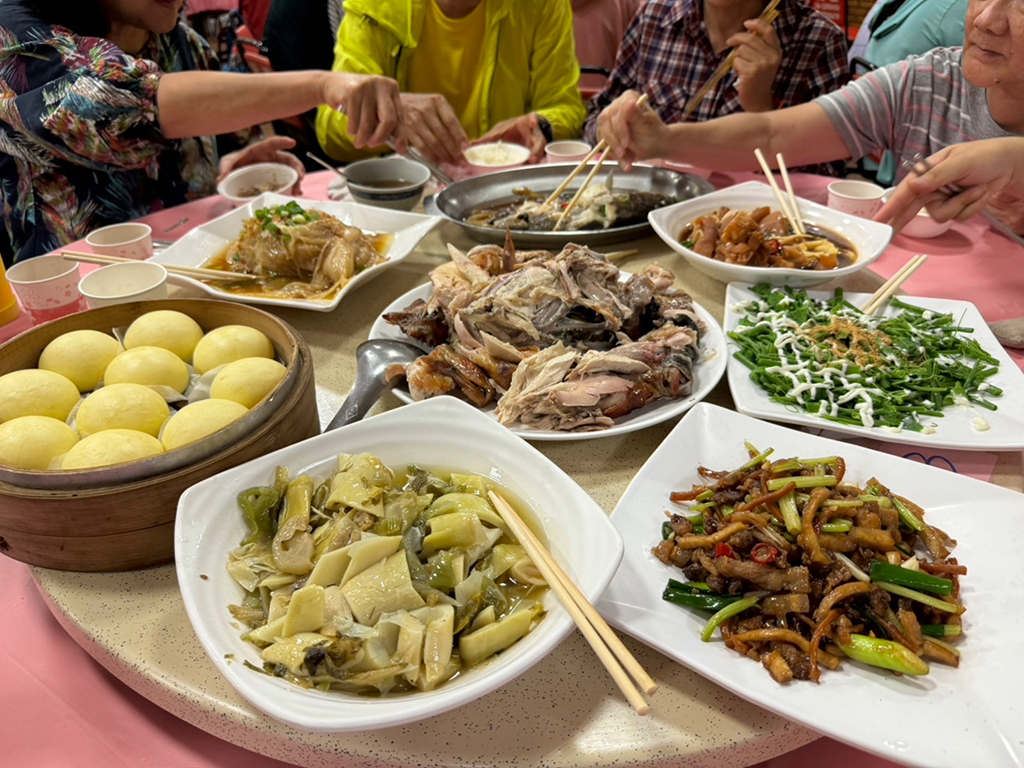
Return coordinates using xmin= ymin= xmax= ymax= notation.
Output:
xmin=328 ymin=176 xmax=352 ymax=201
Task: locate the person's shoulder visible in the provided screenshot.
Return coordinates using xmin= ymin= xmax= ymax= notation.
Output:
xmin=785 ymin=1 xmax=845 ymax=39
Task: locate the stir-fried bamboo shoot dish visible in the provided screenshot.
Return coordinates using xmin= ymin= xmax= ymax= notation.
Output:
xmin=227 ymin=454 xmax=548 ymax=694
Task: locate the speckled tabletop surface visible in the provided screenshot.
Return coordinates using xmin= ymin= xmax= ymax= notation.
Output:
xmin=29 ymin=200 xmax=1024 ymax=767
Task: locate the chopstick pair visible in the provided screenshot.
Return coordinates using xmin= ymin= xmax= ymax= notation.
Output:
xmin=61 ymin=250 xmax=240 ymax=282
xmin=753 ymin=148 xmax=805 ymax=235
xmin=862 ymin=254 xmax=928 ymax=315
xmin=544 ymin=92 xmax=647 ymax=228
xmin=681 ymin=0 xmax=781 ymax=120
xmin=487 ymin=490 xmax=658 ymax=715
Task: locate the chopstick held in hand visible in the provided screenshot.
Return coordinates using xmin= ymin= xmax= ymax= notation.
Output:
xmin=487 ymin=490 xmax=657 ymax=714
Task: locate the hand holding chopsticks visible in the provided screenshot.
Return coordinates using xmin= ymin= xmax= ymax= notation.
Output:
xmin=681 ymin=0 xmax=781 ymax=120
xmin=544 ymin=94 xmax=649 ymax=211
xmin=862 ymin=254 xmax=928 ymax=315
xmin=487 ymin=491 xmax=657 ymax=715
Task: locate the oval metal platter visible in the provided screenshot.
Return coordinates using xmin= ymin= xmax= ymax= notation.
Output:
xmin=425 ymin=163 xmax=715 ymax=248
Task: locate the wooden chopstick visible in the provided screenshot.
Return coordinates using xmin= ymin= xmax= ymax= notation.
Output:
xmin=753 ymin=148 xmax=802 ymax=235
xmin=554 ymin=148 xmax=610 ymax=231
xmin=862 ymin=254 xmax=928 ymax=315
xmin=61 ymin=250 xmax=244 ymax=282
xmin=602 ymin=248 xmax=639 ymax=261
xmin=775 ymin=153 xmax=805 ymax=235
xmin=681 ymin=0 xmax=781 ymax=120
xmin=543 ymin=95 xmax=649 ymax=209
xmin=487 ymin=491 xmax=657 ymax=714
xmin=543 ymin=143 xmax=605 ymax=207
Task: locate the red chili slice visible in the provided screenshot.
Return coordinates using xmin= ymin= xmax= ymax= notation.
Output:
xmin=750 ymin=542 xmax=780 ymax=565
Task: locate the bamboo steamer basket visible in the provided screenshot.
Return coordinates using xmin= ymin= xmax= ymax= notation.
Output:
xmin=0 ymin=299 xmax=320 ymax=571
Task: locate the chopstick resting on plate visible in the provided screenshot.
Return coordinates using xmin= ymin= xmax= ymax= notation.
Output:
xmin=753 ymin=148 xmax=803 ymax=235
xmin=862 ymin=254 xmax=928 ymax=315
xmin=487 ymin=490 xmax=658 ymax=715
xmin=681 ymin=0 xmax=781 ymax=120
xmin=61 ymin=250 xmax=244 ymax=282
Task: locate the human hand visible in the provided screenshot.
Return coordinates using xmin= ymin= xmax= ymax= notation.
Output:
xmin=322 ymin=72 xmax=404 ymax=151
xmin=217 ymin=136 xmax=306 ymax=194
xmin=477 ymin=113 xmax=546 ymax=163
xmin=398 ymin=92 xmax=469 ymax=166
xmin=597 ymin=90 xmax=668 ymax=171
xmin=876 ymin=139 xmax=1024 ymax=233
xmin=728 ymin=18 xmax=782 ymax=113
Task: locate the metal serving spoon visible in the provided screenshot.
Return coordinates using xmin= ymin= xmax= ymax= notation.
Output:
xmin=325 ymin=339 xmax=425 ymax=431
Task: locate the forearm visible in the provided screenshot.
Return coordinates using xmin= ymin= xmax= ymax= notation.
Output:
xmin=657 ymin=103 xmax=850 ymax=169
xmin=156 ymin=70 xmax=329 ymax=139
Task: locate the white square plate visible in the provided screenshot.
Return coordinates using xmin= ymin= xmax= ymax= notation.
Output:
xmin=367 ymin=282 xmax=728 ymax=441
xmin=175 ymin=396 xmax=623 ymax=732
xmin=597 ymin=403 xmax=1024 ymax=768
xmin=648 ymin=181 xmax=893 ymax=288
xmin=153 ymin=193 xmax=440 ymax=312
xmin=724 ymin=282 xmax=1024 ymax=450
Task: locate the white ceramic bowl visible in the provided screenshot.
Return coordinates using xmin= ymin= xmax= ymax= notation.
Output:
xmin=464 ymin=142 xmax=531 ymax=171
xmin=85 ymin=222 xmax=154 ymax=260
xmin=544 ymin=140 xmax=592 ymax=163
xmin=175 ymin=396 xmax=624 ymax=732
xmin=648 ymin=181 xmax=893 ymax=288
xmin=78 ymin=261 xmax=168 ymax=308
xmin=343 ymin=156 xmax=431 ymax=211
xmin=881 ymin=187 xmax=955 ymax=239
xmin=217 ymin=163 xmax=300 ymax=204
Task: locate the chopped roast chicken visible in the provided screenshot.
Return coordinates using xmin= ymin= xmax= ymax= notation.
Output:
xmin=384 ymin=239 xmax=705 ymax=430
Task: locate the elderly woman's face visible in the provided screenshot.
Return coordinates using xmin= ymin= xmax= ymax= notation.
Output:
xmin=963 ymin=0 xmax=1024 ymax=88
xmin=99 ymin=0 xmax=185 ymax=34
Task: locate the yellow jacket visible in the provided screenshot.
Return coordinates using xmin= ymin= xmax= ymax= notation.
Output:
xmin=316 ymin=0 xmax=585 ymax=162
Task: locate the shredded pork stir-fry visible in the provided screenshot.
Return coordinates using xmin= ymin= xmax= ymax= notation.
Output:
xmin=654 ymin=445 xmax=966 ymax=683
xmin=383 ymin=237 xmax=706 ymax=431
xmin=678 ymin=206 xmax=855 ymax=270
xmin=227 ymin=454 xmax=547 ymax=695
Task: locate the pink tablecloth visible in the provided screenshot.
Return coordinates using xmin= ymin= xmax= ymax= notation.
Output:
xmin=2 ymin=169 xmax=1020 ymax=768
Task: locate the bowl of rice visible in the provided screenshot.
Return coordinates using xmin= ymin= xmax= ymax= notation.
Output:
xmin=464 ymin=142 xmax=531 ymax=172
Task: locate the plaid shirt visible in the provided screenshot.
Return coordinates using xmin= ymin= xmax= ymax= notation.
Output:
xmin=584 ymin=0 xmax=849 ymax=172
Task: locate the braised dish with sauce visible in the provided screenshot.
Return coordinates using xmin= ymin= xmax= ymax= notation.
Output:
xmin=679 ymin=206 xmax=856 ymax=270
xmin=202 ymin=202 xmax=392 ymax=300
xmin=227 ymin=453 xmax=548 ymax=695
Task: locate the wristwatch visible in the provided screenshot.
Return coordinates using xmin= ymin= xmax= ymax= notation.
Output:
xmin=536 ymin=114 xmax=554 ymax=142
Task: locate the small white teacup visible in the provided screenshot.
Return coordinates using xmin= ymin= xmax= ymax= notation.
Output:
xmin=827 ymin=180 xmax=886 ymax=219
xmin=79 ymin=261 xmax=168 ymax=309
xmin=85 ymin=222 xmax=154 ymax=260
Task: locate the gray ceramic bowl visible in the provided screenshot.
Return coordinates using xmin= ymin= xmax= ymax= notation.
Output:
xmin=344 ymin=156 xmax=431 ymax=211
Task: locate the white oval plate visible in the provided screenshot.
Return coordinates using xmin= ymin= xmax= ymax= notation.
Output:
xmin=368 ymin=281 xmax=728 ymax=441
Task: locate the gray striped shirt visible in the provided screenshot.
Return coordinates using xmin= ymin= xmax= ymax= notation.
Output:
xmin=815 ymin=48 xmax=1014 ymax=181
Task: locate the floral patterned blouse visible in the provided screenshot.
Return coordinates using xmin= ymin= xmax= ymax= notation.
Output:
xmin=0 ymin=0 xmax=237 ymax=264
